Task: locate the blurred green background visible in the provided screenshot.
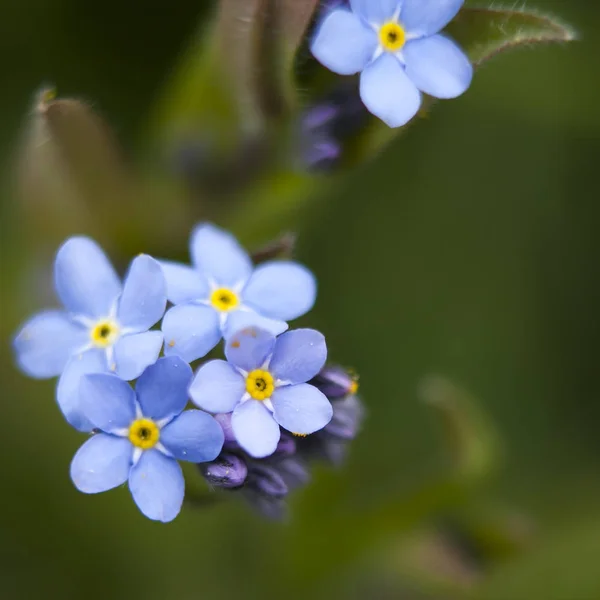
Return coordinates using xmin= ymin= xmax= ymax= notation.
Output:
xmin=1 ymin=1 xmax=599 ymax=599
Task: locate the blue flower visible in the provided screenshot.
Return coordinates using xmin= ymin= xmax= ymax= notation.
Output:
xmin=13 ymin=237 xmax=167 ymax=431
xmin=160 ymin=223 xmax=316 ymax=363
xmin=189 ymin=327 xmax=333 ymax=458
xmin=70 ymin=357 xmax=224 ymax=523
xmin=311 ymin=0 xmax=472 ymax=127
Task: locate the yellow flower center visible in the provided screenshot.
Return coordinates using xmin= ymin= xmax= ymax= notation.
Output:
xmin=210 ymin=288 xmax=240 ymax=312
xmin=246 ymin=369 xmax=275 ymax=401
xmin=90 ymin=319 xmax=120 ymax=348
xmin=379 ymin=22 xmax=406 ymax=52
xmin=128 ymin=419 xmax=160 ymax=450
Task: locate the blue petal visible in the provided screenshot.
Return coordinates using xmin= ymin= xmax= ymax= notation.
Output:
xmin=70 ymin=434 xmax=132 ymax=493
xmin=54 ymin=237 xmax=121 ymax=319
xmin=129 ymin=450 xmax=184 ymax=522
xmin=56 ymin=349 xmax=108 ymax=432
xmin=162 ymin=304 xmax=221 ymax=363
xmin=243 ymin=261 xmax=316 ymax=321
xmin=160 ymin=410 xmax=224 ymax=462
xmin=269 ymin=329 xmax=328 ymax=384
xmin=231 ymin=400 xmax=280 ymax=458
xmin=117 ymin=255 xmax=166 ymax=332
xmin=113 ymin=331 xmax=164 ymax=381
xmin=272 ymin=384 xmax=333 ymax=435
xmin=13 ymin=311 xmax=88 ymax=378
xmin=403 ymin=34 xmax=472 ymax=98
xmin=225 ymin=327 xmax=276 ymax=372
xmin=311 ymin=8 xmax=377 ymax=75
xmin=350 ymin=0 xmax=401 ymax=24
xmin=159 ymin=260 xmax=209 ymax=305
xmin=360 ymin=53 xmax=421 ymax=127
xmin=189 ymin=359 xmax=245 ymax=414
xmin=79 ymin=373 xmax=136 ymax=432
xmin=400 ymin=0 xmax=464 ymax=37
xmin=190 ymin=223 xmax=252 ymax=287
xmin=135 ymin=356 xmax=192 ymax=422
xmin=223 ymin=309 xmax=287 ymax=339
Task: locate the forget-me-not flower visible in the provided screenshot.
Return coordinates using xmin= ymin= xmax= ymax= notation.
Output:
xmin=70 ymin=357 xmax=224 ymax=523
xmin=13 ymin=237 xmax=166 ymax=431
xmin=189 ymin=327 xmax=333 ymax=458
xmin=311 ymin=0 xmax=473 ymax=127
xmin=160 ymin=223 xmax=316 ymax=363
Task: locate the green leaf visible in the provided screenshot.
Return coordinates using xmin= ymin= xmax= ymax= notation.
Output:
xmin=447 ymin=6 xmax=578 ymax=67
xmin=148 ymin=0 xmax=292 ymax=150
xmin=16 ymin=88 xmax=134 ymax=246
xmin=279 ymin=0 xmax=320 ymax=68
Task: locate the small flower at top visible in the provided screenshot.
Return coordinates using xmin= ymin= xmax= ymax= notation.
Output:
xmin=311 ymin=0 xmax=472 ymax=127
xmin=70 ymin=357 xmax=224 ymax=523
xmin=160 ymin=223 xmax=316 ymax=363
xmin=12 ymin=237 xmax=167 ymax=431
xmin=189 ymin=327 xmax=333 ymax=458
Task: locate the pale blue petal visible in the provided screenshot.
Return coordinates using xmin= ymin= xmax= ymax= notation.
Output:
xmin=129 ymin=450 xmax=184 ymax=523
xmin=135 ymin=356 xmax=192 ymax=422
xmin=189 ymin=360 xmax=245 ymax=414
xmin=113 ymin=331 xmax=163 ymax=381
xmin=350 ymin=0 xmax=402 ymax=25
xmin=70 ymin=434 xmax=132 ymax=493
xmin=272 ymin=384 xmax=333 ymax=435
xmin=161 ymin=410 xmax=224 ymax=462
xmin=117 ymin=255 xmax=166 ymax=332
xmin=400 ymin=0 xmax=463 ymax=37
xmin=162 ymin=304 xmax=221 ymax=363
xmin=311 ymin=9 xmax=377 ymax=75
xmin=190 ymin=223 xmax=252 ymax=287
xmin=79 ymin=373 xmax=136 ymax=432
xmin=232 ymin=400 xmax=280 ymax=458
xmin=13 ymin=311 xmax=88 ymax=378
xmin=225 ymin=327 xmax=276 ymax=372
xmin=360 ymin=53 xmax=421 ymax=127
xmin=54 ymin=237 xmax=121 ymax=318
xmin=159 ymin=260 xmax=209 ymax=305
xmin=269 ymin=329 xmax=328 ymax=384
xmin=56 ymin=349 xmax=108 ymax=432
xmin=223 ymin=309 xmax=287 ymax=339
xmin=403 ymin=34 xmax=472 ymax=98
xmin=243 ymin=261 xmax=316 ymax=321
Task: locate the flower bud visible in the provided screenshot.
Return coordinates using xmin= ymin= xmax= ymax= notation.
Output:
xmin=201 ymin=453 xmax=248 ymax=489
xmin=311 ymin=365 xmax=358 ymax=400
xmin=247 ymin=464 xmax=288 ymax=498
xmin=325 ymin=394 xmax=365 ymax=439
xmin=275 ymin=432 xmax=297 ymax=456
xmin=277 ymin=457 xmax=310 ymax=489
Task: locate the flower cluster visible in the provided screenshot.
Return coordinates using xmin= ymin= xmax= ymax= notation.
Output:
xmin=311 ymin=0 xmax=472 ymax=127
xmin=200 ymin=365 xmax=364 ymax=519
xmin=13 ymin=224 xmax=361 ymax=522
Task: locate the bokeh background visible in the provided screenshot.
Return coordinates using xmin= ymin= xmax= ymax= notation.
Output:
xmin=1 ymin=1 xmax=599 ymax=599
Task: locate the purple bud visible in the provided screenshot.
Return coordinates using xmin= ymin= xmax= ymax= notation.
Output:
xmin=325 ymin=394 xmax=365 ymax=439
xmin=243 ymin=490 xmax=288 ymax=521
xmin=201 ymin=453 xmax=248 ymax=489
xmin=303 ymin=136 xmax=341 ymax=172
xmin=248 ymin=464 xmax=288 ymax=498
xmin=275 ymin=433 xmax=297 ymax=456
xmin=302 ymin=104 xmax=339 ymax=131
xmin=278 ymin=458 xmax=311 ymax=490
xmin=310 ymin=365 xmax=359 ymax=400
